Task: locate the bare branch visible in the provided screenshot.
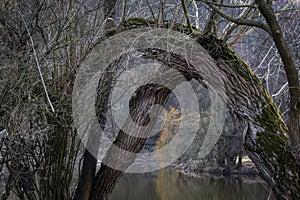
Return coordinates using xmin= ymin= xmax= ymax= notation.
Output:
xmin=272 ymin=82 xmax=288 ymax=98
xmin=221 ymin=0 xmax=256 ymax=41
xmin=19 ymin=13 xmax=55 ymax=113
xmin=181 ymin=0 xmax=194 ymax=32
xmin=158 ymin=0 xmax=167 ymax=26
xmin=196 ymin=0 xmax=271 ymax=33
xmin=197 ymin=0 xmax=257 ymax=8
xmin=192 ymin=0 xmax=200 ymax=29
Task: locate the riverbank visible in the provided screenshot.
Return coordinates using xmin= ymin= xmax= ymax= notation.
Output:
xmin=173 ymin=156 xmax=260 ymax=179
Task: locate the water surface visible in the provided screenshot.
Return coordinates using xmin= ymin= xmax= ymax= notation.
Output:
xmin=110 ymin=168 xmax=274 ymax=200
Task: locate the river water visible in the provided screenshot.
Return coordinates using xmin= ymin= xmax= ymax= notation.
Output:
xmin=110 ymin=168 xmax=274 ymax=200
xmin=0 ymin=168 xmax=274 ymax=199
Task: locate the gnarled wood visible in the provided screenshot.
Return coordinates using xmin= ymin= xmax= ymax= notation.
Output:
xmin=81 ymin=19 xmax=299 ymax=200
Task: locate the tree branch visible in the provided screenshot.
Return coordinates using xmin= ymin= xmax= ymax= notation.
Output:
xmin=221 ymin=0 xmax=256 ymax=42
xmin=19 ymin=13 xmax=55 ymax=113
xmin=196 ymin=0 xmax=271 ymax=33
xmin=197 ymin=0 xmax=257 ymax=8
xmin=181 ymin=0 xmax=194 ymax=32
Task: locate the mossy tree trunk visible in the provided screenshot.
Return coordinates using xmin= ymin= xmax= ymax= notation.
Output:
xmin=199 ymin=35 xmax=300 ymax=199
xmin=255 ymin=0 xmax=300 ymax=156
xmin=80 ymin=19 xmax=299 ymax=200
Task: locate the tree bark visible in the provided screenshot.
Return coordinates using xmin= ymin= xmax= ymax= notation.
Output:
xmin=73 ymin=60 xmax=119 ymax=200
xmin=89 ymin=66 xmax=192 ymax=199
xmin=255 ymin=0 xmax=300 ymax=156
xmin=81 ymin=19 xmax=300 ymax=199
xmin=199 ymin=34 xmax=300 ymax=199
xmin=73 ymin=1 xmax=117 ymax=199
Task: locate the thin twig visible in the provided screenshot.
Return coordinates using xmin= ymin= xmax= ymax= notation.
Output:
xmin=158 ymin=0 xmax=166 ymax=26
xmin=192 ymin=0 xmax=200 ymax=29
xmin=181 ymin=0 xmax=193 ymax=32
xmin=19 ymin=13 xmax=55 ymax=113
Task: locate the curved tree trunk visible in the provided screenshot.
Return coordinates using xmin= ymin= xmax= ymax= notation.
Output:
xmin=79 ymin=19 xmax=299 ymax=200
xmin=198 ymin=35 xmax=300 ymax=199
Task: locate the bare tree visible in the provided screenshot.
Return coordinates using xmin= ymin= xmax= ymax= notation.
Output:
xmin=0 ymin=0 xmax=107 ymax=199
xmin=1 ymin=1 xmax=300 ymax=200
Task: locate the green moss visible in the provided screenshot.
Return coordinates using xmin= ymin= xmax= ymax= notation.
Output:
xmin=105 ymin=29 xmax=117 ymax=37
xmin=197 ymin=35 xmax=261 ymax=84
xmin=255 ymin=84 xmax=287 ymax=132
xmin=103 ymin=18 xmax=204 ymax=41
xmin=224 ymin=47 xmax=260 ymax=82
xmin=254 ymin=86 xmax=288 ymax=150
xmin=123 ymin=18 xmax=156 ymax=26
xmin=254 ymin=91 xmax=288 ymax=156
xmin=257 ymin=132 xmax=286 ymax=155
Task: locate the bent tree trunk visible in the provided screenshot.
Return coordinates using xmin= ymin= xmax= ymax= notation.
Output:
xmin=199 ymin=37 xmax=300 ymax=199
xmin=78 ymin=19 xmax=299 ymax=200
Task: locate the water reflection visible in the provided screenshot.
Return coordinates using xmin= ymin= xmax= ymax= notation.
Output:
xmin=110 ymin=168 xmax=274 ymax=200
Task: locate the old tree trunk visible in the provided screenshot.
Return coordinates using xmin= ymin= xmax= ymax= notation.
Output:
xmin=76 ymin=19 xmax=299 ymax=200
